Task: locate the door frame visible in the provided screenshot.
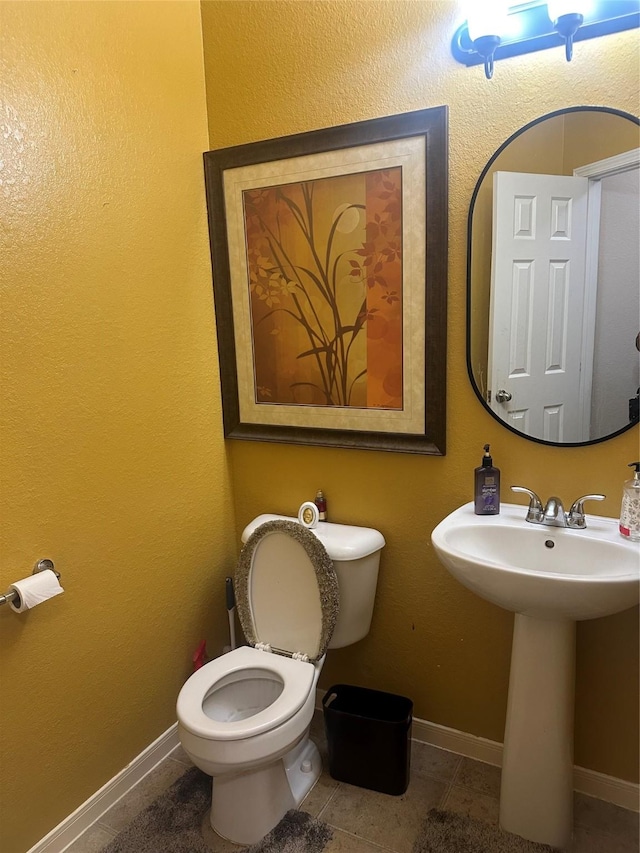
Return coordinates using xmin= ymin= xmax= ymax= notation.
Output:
xmin=574 ymin=148 xmax=640 ymax=434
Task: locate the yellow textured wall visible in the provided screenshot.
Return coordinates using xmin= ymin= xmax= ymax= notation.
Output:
xmin=0 ymin=2 xmax=237 ymax=851
xmin=563 ymin=110 xmax=640 ymax=170
xmin=201 ymin=0 xmax=639 ymax=784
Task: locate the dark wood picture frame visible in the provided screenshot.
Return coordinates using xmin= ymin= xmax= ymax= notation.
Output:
xmin=204 ymin=106 xmax=448 ymax=455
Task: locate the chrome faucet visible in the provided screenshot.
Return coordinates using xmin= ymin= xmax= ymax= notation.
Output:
xmin=541 ymin=495 xmax=566 ymax=527
xmin=511 ymin=487 xmax=605 ymax=529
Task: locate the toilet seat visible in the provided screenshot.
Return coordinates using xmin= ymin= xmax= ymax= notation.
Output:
xmin=235 ymin=519 xmax=339 ymax=662
xmin=176 ymin=645 xmax=315 ymax=741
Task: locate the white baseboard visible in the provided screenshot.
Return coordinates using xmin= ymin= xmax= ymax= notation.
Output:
xmin=411 ymin=715 xmax=503 ymax=766
xmin=573 ymin=766 xmax=640 ymax=813
xmin=316 ymin=688 xmax=640 ymax=812
xmin=27 ymin=724 xmax=179 ymax=853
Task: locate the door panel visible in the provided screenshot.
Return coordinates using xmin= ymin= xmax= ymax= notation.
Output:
xmin=488 ymin=171 xmax=590 ymax=442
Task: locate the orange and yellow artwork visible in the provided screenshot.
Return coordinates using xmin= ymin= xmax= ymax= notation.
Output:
xmin=243 ymin=167 xmax=403 ymax=410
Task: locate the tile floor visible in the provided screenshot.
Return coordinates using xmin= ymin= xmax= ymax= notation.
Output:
xmin=66 ymin=712 xmax=639 ymax=853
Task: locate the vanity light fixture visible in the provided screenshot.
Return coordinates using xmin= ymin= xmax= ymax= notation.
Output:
xmin=452 ymin=1 xmax=640 ymax=79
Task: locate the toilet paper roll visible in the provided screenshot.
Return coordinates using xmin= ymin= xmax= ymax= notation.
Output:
xmin=9 ymin=569 xmax=64 ymax=613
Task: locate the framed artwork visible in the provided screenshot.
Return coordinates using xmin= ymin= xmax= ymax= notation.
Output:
xmin=204 ymin=106 xmax=448 ymax=454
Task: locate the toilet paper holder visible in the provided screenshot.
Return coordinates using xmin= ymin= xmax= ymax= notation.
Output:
xmin=0 ymin=559 xmax=60 ymax=608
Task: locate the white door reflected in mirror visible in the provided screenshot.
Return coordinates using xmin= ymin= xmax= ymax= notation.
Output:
xmin=489 ymin=170 xmax=589 ymax=442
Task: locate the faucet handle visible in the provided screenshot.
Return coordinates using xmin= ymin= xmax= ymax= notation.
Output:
xmin=567 ymin=494 xmax=606 ymax=528
xmin=510 ymin=486 xmax=543 ymax=522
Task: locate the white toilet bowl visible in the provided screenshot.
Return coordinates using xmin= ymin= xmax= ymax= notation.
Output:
xmin=177 ymin=645 xmax=323 ymax=844
xmin=176 ymin=515 xmax=385 ymax=845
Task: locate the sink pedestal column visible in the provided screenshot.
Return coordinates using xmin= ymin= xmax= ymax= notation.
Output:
xmin=499 ymin=614 xmax=576 ymax=849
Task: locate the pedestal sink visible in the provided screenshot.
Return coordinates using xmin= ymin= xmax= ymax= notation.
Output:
xmin=431 ymin=501 xmax=640 ymax=849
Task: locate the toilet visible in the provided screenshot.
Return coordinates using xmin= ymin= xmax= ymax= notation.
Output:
xmin=176 ymin=513 xmax=385 ymax=845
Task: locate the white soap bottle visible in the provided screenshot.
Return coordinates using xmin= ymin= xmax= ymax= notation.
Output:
xmin=619 ymin=461 xmax=640 ymax=541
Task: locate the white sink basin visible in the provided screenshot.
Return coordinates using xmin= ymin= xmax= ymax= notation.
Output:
xmin=431 ymin=501 xmax=639 ymax=621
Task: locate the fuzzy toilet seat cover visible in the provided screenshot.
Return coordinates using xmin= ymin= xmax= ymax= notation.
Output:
xmin=235 ymin=519 xmax=339 ymax=663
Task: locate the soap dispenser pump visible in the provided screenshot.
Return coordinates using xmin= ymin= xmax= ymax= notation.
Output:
xmin=619 ymin=461 xmax=640 ymax=541
xmin=474 ymin=444 xmax=500 ymax=516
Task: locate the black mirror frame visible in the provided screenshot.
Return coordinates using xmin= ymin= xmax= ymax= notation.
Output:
xmin=466 ymin=105 xmax=640 ymax=447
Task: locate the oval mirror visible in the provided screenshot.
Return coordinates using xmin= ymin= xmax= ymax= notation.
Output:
xmin=467 ymin=107 xmax=639 ymax=446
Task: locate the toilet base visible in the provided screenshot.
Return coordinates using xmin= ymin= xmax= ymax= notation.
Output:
xmin=210 ymin=737 xmax=321 ymax=845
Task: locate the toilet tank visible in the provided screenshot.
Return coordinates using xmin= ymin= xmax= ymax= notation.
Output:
xmin=241 ymin=514 xmax=385 ymax=649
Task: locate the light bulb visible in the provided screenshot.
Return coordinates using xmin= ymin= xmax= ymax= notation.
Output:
xmin=547 ymin=1 xmax=591 ymax=23
xmin=467 ymin=2 xmax=509 ymax=42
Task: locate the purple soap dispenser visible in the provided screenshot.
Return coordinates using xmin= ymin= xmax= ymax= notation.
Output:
xmin=474 ymin=444 xmax=500 ymax=515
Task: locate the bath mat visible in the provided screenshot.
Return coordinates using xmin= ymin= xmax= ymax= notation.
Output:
xmin=101 ymin=766 xmax=333 ymax=853
xmin=412 ymin=808 xmax=559 ymax=853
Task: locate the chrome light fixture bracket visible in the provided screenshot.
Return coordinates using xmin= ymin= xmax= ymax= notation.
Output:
xmin=473 ymin=34 xmax=502 ymax=79
xmin=552 ymin=11 xmax=584 ymax=60
xmin=452 ymin=1 xmax=640 ymax=76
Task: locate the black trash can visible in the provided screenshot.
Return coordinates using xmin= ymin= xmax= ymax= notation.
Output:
xmin=322 ymin=684 xmax=412 ymax=795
